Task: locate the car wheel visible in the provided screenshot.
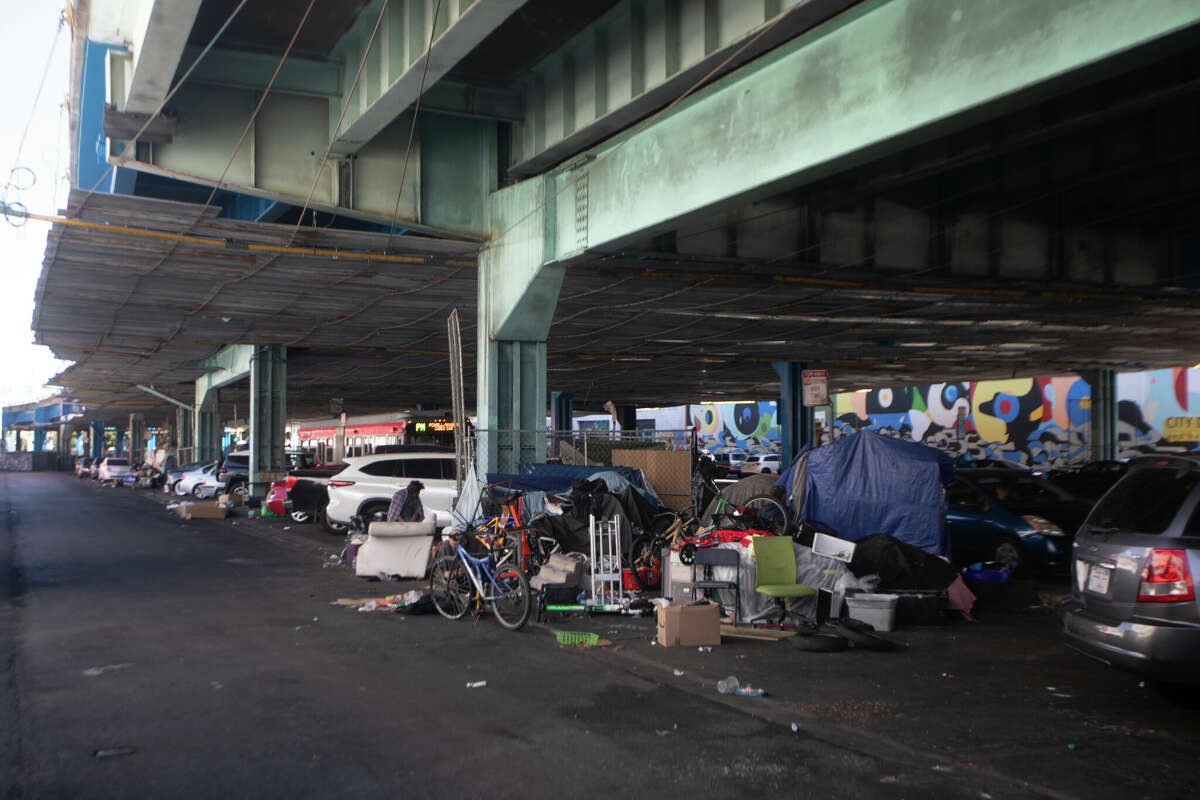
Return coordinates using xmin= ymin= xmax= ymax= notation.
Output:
xmin=173 ymin=480 xmax=187 ymax=496
xmin=191 ymin=484 xmax=207 ymax=498
xmin=322 ymin=511 xmax=349 ymax=535
xmin=360 ymin=502 xmax=389 ymax=524
xmin=991 ymin=537 xmax=1023 ymax=574
xmin=760 ymin=468 xmax=772 ymax=475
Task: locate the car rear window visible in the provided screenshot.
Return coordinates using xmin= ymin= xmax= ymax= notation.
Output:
xmin=361 ymin=460 xmax=402 ymax=477
xmin=107 ymin=459 xmax=128 ymax=466
xmin=1088 ymin=467 xmax=1200 ymax=534
xmin=400 ymin=458 xmax=454 ymax=480
xmin=226 ymin=455 xmax=249 ymax=467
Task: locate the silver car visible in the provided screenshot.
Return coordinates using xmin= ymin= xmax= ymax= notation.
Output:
xmin=1061 ymin=455 xmax=1200 ymax=684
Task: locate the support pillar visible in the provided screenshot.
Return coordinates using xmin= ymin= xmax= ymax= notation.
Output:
xmin=616 ymin=405 xmax=638 ymax=432
xmin=249 ymin=345 xmax=287 ymax=496
xmin=114 ymin=428 xmax=126 ymax=453
xmin=773 ymin=362 xmax=815 ymax=467
xmin=176 ymin=406 xmax=194 ymax=463
xmin=33 ymin=429 xmax=47 ymax=452
xmin=1081 ymin=368 xmax=1118 ymax=461
xmin=551 ymin=392 xmax=573 ymax=432
xmin=90 ymin=421 xmax=106 ymax=458
xmin=196 ymin=390 xmax=222 ymax=463
xmin=129 ymin=413 xmax=146 ymax=466
xmin=480 ymin=340 xmax=547 ymax=475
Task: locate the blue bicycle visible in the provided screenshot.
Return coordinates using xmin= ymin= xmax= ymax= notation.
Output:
xmin=429 ymin=531 xmax=531 ymax=630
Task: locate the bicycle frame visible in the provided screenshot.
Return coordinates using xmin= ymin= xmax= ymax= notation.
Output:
xmin=451 ymin=541 xmax=517 ymax=603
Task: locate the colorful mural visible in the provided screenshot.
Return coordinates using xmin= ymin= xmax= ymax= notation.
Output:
xmin=833 ymin=377 xmax=1093 ymax=467
xmin=1116 ymin=367 xmax=1200 ymax=457
xmin=690 ymin=401 xmax=781 ymax=454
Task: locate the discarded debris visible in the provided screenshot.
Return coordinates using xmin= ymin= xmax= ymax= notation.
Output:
xmin=673 ymin=669 xmax=685 ymax=677
xmin=94 ymin=747 xmax=136 ymax=759
xmin=466 ymin=681 xmax=487 ymax=689
xmin=82 ymin=663 xmax=133 ymax=677
xmin=655 ymin=729 xmax=671 ymax=737
xmin=697 ymin=646 xmax=712 ymax=653
xmin=732 ymin=685 xmax=766 ymax=697
xmin=931 ymin=765 xmax=952 ymax=773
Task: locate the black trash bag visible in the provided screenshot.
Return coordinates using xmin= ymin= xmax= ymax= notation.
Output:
xmin=402 ymin=594 xmax=436 ymax=615
xmin=849 ymin=533 xmax=958 ymax=591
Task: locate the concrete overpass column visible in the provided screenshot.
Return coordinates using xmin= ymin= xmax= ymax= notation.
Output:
xmin=129 ymin=414 xmax=146 ymax=466
xmin=196 ymin=390 xmax=222 ymax=464
xmin=476 ymin=222 xmax=564 ymax=474
xmin=774 ymin=362 xmax=814 ymax=468
xmin=33 ymin=429 xmax=47 ymax=452
xmin=176 ymin=406 xmax=194 ymax=463
xmin=248 ymin=345 xmax=286 ymax=496
xmin=1084 ymin=368 xmax=1119 ymax=461
xmin=551 ymin=392 xmax=573 ymax=432
xmin=90 ymin=421 xmax=106 ymax=458
xmin=616 ymin=406 xmax=638 ymax=432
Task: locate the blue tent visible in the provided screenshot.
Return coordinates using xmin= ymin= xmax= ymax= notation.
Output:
xmin=785 ymin=431 xmax=954 ymax=555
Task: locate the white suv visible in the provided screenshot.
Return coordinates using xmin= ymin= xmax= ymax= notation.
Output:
xmin=323 ymin=451 xmax=458 ymax=533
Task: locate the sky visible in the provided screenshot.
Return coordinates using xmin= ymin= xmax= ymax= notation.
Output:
xmin=0 ymin=0 xmax=72 ymax=406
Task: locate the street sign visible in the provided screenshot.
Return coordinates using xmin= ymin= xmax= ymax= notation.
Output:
xmin=801 ymin=369 xmax=829 ymax=406
xmin=330 ymin=397 xmax=344 ymax=416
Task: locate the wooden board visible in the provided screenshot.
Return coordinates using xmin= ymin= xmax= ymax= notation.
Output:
xmin=612 ymin=448 xmax=692 ymax=511
xmin=719 ymin=624 xmax=797 ymax=641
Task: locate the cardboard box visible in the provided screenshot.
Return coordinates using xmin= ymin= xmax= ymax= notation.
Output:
xmin=218 ymin=493 xmax=244 ymax=507
xmin=178 ymin=502 xmax=228 ymax=520
xmin=656 ymin=601 xmax=721 ymax=647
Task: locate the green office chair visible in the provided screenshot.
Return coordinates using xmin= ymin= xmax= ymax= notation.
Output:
xmin=751 ymin=535 xmax=817 ymax=625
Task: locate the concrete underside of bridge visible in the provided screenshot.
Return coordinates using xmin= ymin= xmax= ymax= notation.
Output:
xmin=35 ymin=0 xmax=1200 ymax=470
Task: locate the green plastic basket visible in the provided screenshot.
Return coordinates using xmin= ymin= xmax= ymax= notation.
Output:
xmin=555 ymin=630 xmax=599 ymax=647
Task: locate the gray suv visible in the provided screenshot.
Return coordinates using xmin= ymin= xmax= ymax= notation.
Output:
xmin=1061 ymin=455 xmax=1200 ymax=684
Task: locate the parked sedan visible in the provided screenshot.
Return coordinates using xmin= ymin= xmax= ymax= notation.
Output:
xmin=946 ymin=475 xmax=1073 ymax=573
xmin=96 ymin=456 xmax=131 ymax=484
xmin=74 ymin=456 xmax=93 ymax=478
xmin=1061 ymin=455 xmax=1200 ymax=684
xmin=174 ymin=462 xmax=221 ymax=498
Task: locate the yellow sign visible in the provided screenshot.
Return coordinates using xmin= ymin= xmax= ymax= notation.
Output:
xmin=1163 ymin=417 xmax=1200 ymax=443
xmin=413 ymin=420 xmax=456 ymax=433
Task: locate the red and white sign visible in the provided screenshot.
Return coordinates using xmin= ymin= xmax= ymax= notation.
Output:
xmin=801 ymin=369 xmax=829 ymax=407
xmin=298 ymin=422 xmax=405 ymax=440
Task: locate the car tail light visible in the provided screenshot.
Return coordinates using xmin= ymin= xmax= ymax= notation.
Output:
xmin=328 ymin=480 xmax=355 ymax=488
xmin=1137 ymin=549 xmax=1195 ymax=603
xmin=219 ymin=467 xmax=227 ymax=475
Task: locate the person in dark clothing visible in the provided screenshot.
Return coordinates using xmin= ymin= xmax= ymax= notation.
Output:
xmin=386 ymin=480 xmax=425 ymax=522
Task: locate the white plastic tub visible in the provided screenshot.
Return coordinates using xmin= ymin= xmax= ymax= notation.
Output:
xmin=844 ymin=593 xmax=900 ymax=632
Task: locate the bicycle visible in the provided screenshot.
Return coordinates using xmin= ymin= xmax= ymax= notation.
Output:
xmin=429 ymin=531 xmax=531 ymax=630
xmin=628 ymin=456 xmax=790 ymax=590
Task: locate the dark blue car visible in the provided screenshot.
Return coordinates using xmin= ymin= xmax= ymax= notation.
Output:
xmin=945 ymin=474 xmax=1075 ymax=573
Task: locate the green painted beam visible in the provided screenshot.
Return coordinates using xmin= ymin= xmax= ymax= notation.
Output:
xmin=492 ymin=0 xmax=1200 ymax=263
xmin=182 ymin=45 xmax=344 ymax=98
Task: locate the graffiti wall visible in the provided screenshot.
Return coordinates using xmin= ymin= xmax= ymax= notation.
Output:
xmin=690 ymin=401 xmax=781 ymax=454
xmin=1116 ymin=367 xmax=1200 ymax=456
xmin=832 ymin=377 xmax=1093 ymax=467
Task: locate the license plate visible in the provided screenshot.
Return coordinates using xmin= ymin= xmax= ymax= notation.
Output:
xmin=1086 ymin=564 xmax=1111 ymax=595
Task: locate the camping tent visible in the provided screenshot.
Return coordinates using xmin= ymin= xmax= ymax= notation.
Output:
xmin=784 ymin=431 xmax=954 ymax=554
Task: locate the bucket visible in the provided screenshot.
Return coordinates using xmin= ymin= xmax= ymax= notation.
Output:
xmin=844 ymin=593 xmax=899 ymax=632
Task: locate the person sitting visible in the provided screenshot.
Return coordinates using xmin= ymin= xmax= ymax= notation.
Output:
xmin=385 ymin=480 xmax=425 ymax=522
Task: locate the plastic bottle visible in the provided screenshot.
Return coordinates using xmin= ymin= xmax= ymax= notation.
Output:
xmin=716 ymin=676 xmax=740 ymax=694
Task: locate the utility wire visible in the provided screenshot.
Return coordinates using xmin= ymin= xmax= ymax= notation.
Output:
xmin=9 ymin=8 xmax=65 ymax=183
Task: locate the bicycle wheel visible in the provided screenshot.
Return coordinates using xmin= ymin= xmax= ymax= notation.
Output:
xmin=489 ymin=561 xmax=531 ymax=631
xmin=629 ymin=534 xmax=662 ymax=590
xmin=741 ymin=495 xmax=790 ymax=537
xmin=430 ymin=555 xmax=471 ymax=620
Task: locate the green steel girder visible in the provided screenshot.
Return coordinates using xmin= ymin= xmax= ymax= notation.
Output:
xmin=488 ymin=0 xmax=1200 ymax=271
xmin=181 ymin=45 xmax=345 ymax=98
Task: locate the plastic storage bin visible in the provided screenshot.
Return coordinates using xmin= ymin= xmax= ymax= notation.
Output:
xmin=844 ymin=593 xmax=900 ymax=632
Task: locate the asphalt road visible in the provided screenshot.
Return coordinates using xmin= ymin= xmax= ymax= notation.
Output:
xmin=2 ymin=472 xmax=1197 ymax=799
